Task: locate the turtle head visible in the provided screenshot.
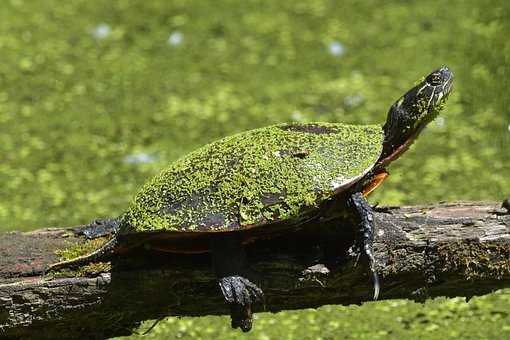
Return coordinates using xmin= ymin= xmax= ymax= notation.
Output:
xmin=382 ymin=66 xmax=453 ymax=158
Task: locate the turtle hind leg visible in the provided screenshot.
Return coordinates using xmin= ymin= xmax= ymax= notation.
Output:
xmin=349 ymin=191 xmax=380 ymax=300
xmin=211 ymin=234 xmax=264 ymax=332
xmin=83 ymin=218 xmax=121 ymax=239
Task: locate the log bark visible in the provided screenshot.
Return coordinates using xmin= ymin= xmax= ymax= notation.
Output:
xmin=1 ymin=202 xmax=509 ymax=339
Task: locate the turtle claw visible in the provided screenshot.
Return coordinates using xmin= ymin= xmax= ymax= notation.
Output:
xmin=230 ymin=303 xmax=253 ymax=332
xmin=219 ymin=276 xmax=264 ymax=332
xmin=502 ymin=198 xmax=510 ymax=213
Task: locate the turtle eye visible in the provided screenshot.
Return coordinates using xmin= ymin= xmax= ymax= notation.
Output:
xmin=426 ymin=72 xmax=443 ymax=86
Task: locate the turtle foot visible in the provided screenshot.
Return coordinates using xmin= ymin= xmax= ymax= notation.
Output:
xmin=219 ymin=276 xmax=264 ymax=332
xmin=83 ymin=218 xmax=120 ymax=239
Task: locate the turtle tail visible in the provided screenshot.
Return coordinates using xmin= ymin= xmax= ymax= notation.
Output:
xmin=46 ymin=235 xmax=118 ymax=272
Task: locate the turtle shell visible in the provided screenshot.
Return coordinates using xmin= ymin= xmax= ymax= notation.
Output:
xmin=122 ymin=122 xmax=383 ymax=234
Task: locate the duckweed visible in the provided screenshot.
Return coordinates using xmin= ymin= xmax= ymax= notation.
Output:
xmin=125 ymin=123 xmax=383 ymax=231
xmin=1 ymin=0 xmax=508 ymax=339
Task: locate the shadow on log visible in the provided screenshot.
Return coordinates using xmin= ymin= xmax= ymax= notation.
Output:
xmin=1 ymin=202 xmax=509 ymax=339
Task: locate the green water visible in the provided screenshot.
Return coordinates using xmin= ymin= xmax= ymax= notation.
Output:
xmin=0 ymin=0 xmax=508 ymax=338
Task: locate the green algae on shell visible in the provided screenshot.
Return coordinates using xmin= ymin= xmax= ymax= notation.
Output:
xmin=123 ymin=122 xmax=384 ymax=233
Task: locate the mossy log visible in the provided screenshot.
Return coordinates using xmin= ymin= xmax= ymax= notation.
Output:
xmin=1 ymin=202 xmax=509 ymax=339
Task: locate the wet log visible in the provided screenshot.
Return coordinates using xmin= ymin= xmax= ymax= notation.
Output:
xmin=1 ymin=202 xmax=509 ymax=339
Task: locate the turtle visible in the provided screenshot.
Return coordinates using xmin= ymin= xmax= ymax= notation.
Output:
xmin=48 ymin=66 xmax=453 ymax=332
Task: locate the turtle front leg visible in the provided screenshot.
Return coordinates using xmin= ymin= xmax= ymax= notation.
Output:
xmin=349 ymin=191 xmax=380 ymax=300
xmin=211 ymin=234 xmax=264 ymax=332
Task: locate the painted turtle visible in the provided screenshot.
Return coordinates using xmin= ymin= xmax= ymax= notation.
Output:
xmin=49 ymin=66 xmax=453 ymax=331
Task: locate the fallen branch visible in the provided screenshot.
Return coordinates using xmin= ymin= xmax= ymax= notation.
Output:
xmin=1 ymin=202 xmax=509 ymax=339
